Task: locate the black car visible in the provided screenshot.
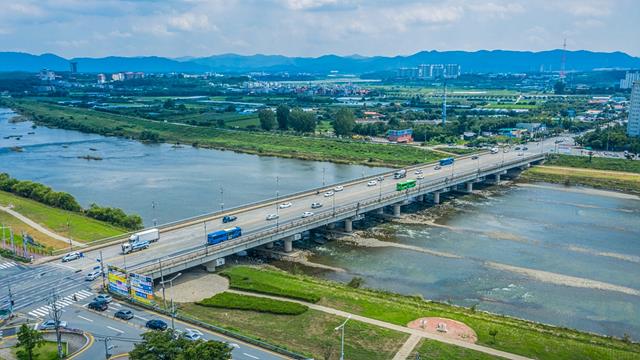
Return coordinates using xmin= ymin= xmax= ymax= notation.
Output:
xmin=88 ymin=300 xmax=108 ymax=311
xmin=222 ymin=215 xmax=237 ymax=223
xmin=146 ymin=319 xmax=168 ymax=331
xmin=114 ymin=309 xmax=134 ymax=320
xmin=471 ymin=155 xmax=479 ymax=160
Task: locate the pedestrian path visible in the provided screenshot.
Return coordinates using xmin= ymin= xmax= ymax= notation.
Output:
xmin=27 ymin=290 xmax=94 ymax=318
xmin=0 ymin=261 xmax=17 ymax=270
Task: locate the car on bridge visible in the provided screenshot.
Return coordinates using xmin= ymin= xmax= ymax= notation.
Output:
xmin=333 ymin=185 xmax=344 ymax=192
xmin=471 ymin=155 xmax=479 ymax=160
xmin=434 ymin=165 xmax=442 ymax=170
xmin=222 ymin=215 xmax=237 ymax=223
xmin=61 ymin=251 xmax=81 ymax=262
xmin=146 ymin=319 xmax=168 ymax=331
xmin=301 ymin=211 xmax=314 ymax=218
xmin=414 ymin=169 xmax=423 ymax=174
xmin=417 ymin=174 xmax=425 ymax=180
xmin=367 ymin=180 xmax=377 ymax=186
xmin=377 ymin=175 xmax=384 ymax=181
xmin=279 ymin=202 xmax=292 ymax=209
xmin=39 ymin=320 xmax=68 ymax=330
xmin=266 ymin=213 xmax=279 ymax=220
xmin=324 ymin=191 xmax=334 ymax=197
xmin=311 ymin=202 xmax=323 ymax=209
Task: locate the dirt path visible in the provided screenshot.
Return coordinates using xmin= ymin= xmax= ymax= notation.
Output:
xmin=0 ymin=205 xmax=86 ymax=248
xmin=227 ymin=289 xmax=533 ymax=360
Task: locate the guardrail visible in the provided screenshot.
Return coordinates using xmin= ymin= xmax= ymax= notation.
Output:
xmin=132 ymin=153 xmax=543 ymax=275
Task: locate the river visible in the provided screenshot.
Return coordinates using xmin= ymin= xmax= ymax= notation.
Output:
xmin=1 ymin=108 xmax=639 ymax=339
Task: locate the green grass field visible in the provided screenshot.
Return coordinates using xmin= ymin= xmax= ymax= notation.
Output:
xmin=0 ymin=191 xmax=125 ymax=243
xmin=13 ymin=341 xmax=67 ymax=360
xmin=545 ymin=154 xmax=640 ymax=174
xmin=521 ymin=166 xmax=640 ymax=194
xmin=8 ymin=99 xmax=444 ymax=167
xmin=411 ymin=339 xmax=502 ymax=360
xmin=197 ymin=292 xmax=309 ymax=315
xmin=219 ymin=266 xmax=640 ymax=360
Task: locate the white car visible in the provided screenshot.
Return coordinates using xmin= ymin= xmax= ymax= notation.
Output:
xmin=94 ymin=294 xmax=113 ymax=303
xmin=301 ymin=211 xmax=314 ymax=218
xmin=417 ymin=174 xmax=425 ymax=180
xmin=414 ymin=169 xmax=423 ymax=175
xmin=279 ymin=202 xmax=292 ymax=209
xmin=266 ymin=213 xmax=279 ymax=221
xmin=183 ymin=329 xmax=203 ymax=341
xmin=39 ymin=320 xmax=68 ymax=330
xmin=324 ymin=191 xmax=334 ymax=197
xmin=62 ymin=251 xmax=81 ymax=262
xmin=333 ymin=186 xmax=344 ymax=192
xmin=367 ymin=180 xmax=377 ymax=187
xmin=311 ymin=202 xmax=323 ymax=209
xmin=85 ymin=270 xmax=101 ymax=281
xmin=224 ymin=342 xmax=240 ymax=349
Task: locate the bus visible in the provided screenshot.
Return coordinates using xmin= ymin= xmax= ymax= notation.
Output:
xmin=207 ymin=226 xmax=242 ymax=245
xmin=439 ymin=157 xmax=455 ymax=166
xmin=396 ymin=179 xmax=417 ymax=191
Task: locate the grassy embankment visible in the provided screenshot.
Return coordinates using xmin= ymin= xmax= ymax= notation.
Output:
xmin=522 ymin=154 xmax=640 ymax=194
xmin=179 ymin=266 xmax=640 ymax=360
xmin=197 ymin=292 xmax=308 ymax=315
xmin=0 ymin=191 xmax=125 ymax=248
xmin=6 ymin=99 xmax=443 ymax=167
xmin=410 ymin=339 xmax=502 ymax=360
xmin=12 ymin=341 xmax=67 ymax=360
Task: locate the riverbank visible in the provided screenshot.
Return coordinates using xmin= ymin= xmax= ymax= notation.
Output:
xmin=521 ymin=165 xmax=640 ymax=194
xmin=3 ymin=100 xmax=444 ymax=167
xmin=197 ymin=265 xmax=639 ymax=360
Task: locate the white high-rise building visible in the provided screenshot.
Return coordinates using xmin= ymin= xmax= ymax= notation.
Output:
xmin=620 ymin=71 xmax=640 ymax=89
xmin=628 ymin=81 xmax=640 ymax=137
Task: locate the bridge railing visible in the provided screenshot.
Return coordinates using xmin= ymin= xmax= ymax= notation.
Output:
xmin=132 ymin=154 xmax=543 ymax=274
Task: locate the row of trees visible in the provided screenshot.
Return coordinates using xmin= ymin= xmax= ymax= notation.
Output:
xmin=258 ymin=105 xmax=317 ymax=133
xmin=576 ymin=125 xmax=640 ymax=153
xmin=0 ymin=173 xmax=143 ymax=230
xmin=130 ymin=329 xmax=232 ymax=359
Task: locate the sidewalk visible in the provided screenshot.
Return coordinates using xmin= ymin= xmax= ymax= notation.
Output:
xmin=228 ymin=290 xmax=533 ymax=360
xmin=0 ymin=205 xmax=86 ymax=248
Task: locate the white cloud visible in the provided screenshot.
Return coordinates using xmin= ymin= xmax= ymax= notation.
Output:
xmin=391 ymin=4 xmax=463 ymax=31
xmin=167 ymin=13 xmax=213 ymax=32
xmin=467 ymin=2 xmax=525 ymax=18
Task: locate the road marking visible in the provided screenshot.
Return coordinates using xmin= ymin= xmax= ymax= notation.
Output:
xmin=107 ymin=326 xmax=124 ymax=334
xmin=243 ymin=353 xmax=259 ymax=359
xmin=78 ymin=315 xmax=93 ymax=322
xmin=134 ymin=315 xmax=149 ymax=321
xmin=51 ymin=263 xmax=79 ymax=271
xmin=0 ymin=262 xmax=16 ymax=269
xmin=111 ymin=302 xmax=122 ymax=307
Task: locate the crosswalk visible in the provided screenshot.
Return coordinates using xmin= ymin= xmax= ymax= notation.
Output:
xmin=0 ymin=261 xmax=17 ymax=270
xmin=27 ymin=290 xmax=94 ymax=318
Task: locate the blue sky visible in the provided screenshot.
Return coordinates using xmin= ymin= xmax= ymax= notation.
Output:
xmin=0 ymin=0 xmax=637 ymax=58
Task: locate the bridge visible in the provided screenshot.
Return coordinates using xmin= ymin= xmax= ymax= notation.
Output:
xmin=108 ymin=148 xmax=546 ymax=280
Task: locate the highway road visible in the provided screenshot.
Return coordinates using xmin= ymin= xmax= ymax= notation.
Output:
xmin=53 ymin=138 xmax=555 ymax=275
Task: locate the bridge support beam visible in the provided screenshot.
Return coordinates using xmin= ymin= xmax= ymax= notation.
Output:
xmin=465 ymin=182 xmax=473 ymax=193
xmin=393 ymin=203 xmax=401 ymax=217
xmin=433 ymin=191 xmax=441 ymax=204
xmin=493 ymin=173 xmax=501 ymax=183
xmin=204 ymin=260 xmax=217 ymax=273
xmin=376 ymin=207 xmax=384 ymax=215
xmin=265 ymin=242 xmax=274 ymax=249
xmin=344 ymin=218 xmax=353 ymax=232
xmin=327 ymin=223 xmax=336 ymax=230
xmin=416 ymin=194 xmax=424 ymax=202
xmin=284 ymin=237 xmax=293 ymax=253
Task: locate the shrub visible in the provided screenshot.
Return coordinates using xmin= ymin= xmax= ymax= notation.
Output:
xmin=197 ymin=292 xmax=308 ymax=315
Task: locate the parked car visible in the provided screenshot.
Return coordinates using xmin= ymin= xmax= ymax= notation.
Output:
xmin=146 ymin=319 xmax=168 ymax=331
xmin=266 ymin=213 xmax=279 ymax=221
xmin=367 ymin=180 xmax=377 ymax=186
xmin=39 ymin=320 xmax=67 ymax=330
xmin=94 ymin=294 xmax=112 ymax=303
xmin=182 ymin=329 xmax=203 ymax=341
xmin=333 ymin=186 xmax=344 ymax=192
xmin=301 ymin=211 xmax=314 ymax=218
xmin=85 ymin=270 xmax=101 ymax=281
xmin=324 ymin=191 xmax=334 ymax=197
xmin=62 ymin=252 xmax=81 ymax=262
xmin=279 ymin=202 xmax=292 ymax=209
xmin=222 ymin=215 xmax=237 ymax=223
xmin=311 ymin=202 xmax=323 ymax=209
xmin=114 ymin=309 xmax=134 ymax=320
xmin=88 ymin=300 xmax=108 ymax=311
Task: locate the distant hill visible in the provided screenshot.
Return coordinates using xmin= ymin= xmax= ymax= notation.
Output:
xmin=1 ymin=50 xmax=639 ymax=74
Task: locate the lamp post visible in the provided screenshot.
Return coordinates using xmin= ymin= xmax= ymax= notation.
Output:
xmin=219 ymin=185 xmax=224 ymax=212
xmin=152 ymin=201 xmax=157 ymax=227
xmin=276 ymin=176 xmax=280 ymax=231
xmin=335 ymin=315 xmax=351 ymax=360
xmin=160 ymin=272 xmax=182 ymax=331
xmin=322 ymin=166 xmax=326 ymax=187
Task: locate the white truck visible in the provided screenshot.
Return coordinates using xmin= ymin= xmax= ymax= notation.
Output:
xmin=129 ymin=228 xmax=159 ymax=243
xmin=122 ymin=238 xmax=150 ymax=254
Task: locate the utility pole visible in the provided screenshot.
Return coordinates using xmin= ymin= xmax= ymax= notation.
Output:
xmin=159 ymin=259 xmax=167 ymax=310
xmin=49 ymin=291 xmax=64 ymax=359
xmin=7 ymin=285 xmax=14 ymax=318
xmin=102 ymin=337 xmax=115 ymax=359
xmin=160 ymin=272 xmax=182 ymax=330
xmin=99 ymin=251 xmax=106 ymax=291
xmin=322 ymin=166 xmax=326 ymax=187
xmin=219 ymin=185 xmax=224 ymax=212
xmin=152 ymin=201 xmax=157 ymax=227
xmin=335 ymin=315 xmax=351 ymax=360
xmin=67 ymin=219 xmax=72 ymax=250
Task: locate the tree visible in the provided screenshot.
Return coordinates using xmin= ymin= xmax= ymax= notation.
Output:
xmin=333 ymin=108 xmax=355 ymax=137
xmin=276 ymin=104 xmax=290 ymax=130
xmin=16 ymin=324 xmax=44 ymax=360
xmin=289 ymin=108 xmax=316 ymax=133
xmin=258 ymin=109 xmax=276 ymax=131
xmin=488 ymin=329 xmax=498 ymax=344
xmin=130 ymin=330 xmax=232 ymax=360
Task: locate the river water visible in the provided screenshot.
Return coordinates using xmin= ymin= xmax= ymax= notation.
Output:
xmin=1 ymin=108 xmax=639 ymax=339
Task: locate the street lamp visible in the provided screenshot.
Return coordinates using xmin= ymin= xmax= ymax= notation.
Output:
xmin=160 ymin=272 xmax=182 ymax=331
xmin=335 ymin=315 xmax=351 ymax=360
xmin=219 ymin=185 xmax=224 ymax=212
xmin=276 ymin=176 xmax=280 ymax=231
xmin=152 ymin=201 xmax=158 ymax=227
xmin=322 ymin=166 xmax=326 ymax=187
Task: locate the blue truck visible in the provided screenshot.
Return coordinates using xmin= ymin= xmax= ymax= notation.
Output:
xmin=439 ymin=157 xmax=455 ymax=166
xmin=207 ymin=227 xmax=242 ymax=245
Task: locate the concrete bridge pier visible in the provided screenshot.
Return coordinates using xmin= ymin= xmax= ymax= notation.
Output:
xmin=393 ymin=203 xmax=401 ymax=217
xmin=327 ymin=223 xmax=336 ymax=230
xmin=204 ymin=260 xmax=217 ymax=272
xmin=265 ymin=242 xmax=274 ymax=249
xmin=344 ymin=218 xmax=353 ymax=232
xmin=284 ymin=237 xmax=293 ymax=253
xmin=433 ymin=191 xmax=441 ymax=204
xmin=376 ymin=207 xmax=384 ymax=215
xmin=493 ymin=173 xmax=501 ymax=183
xmin=416 ymin=194 xmax=424 ymax=202
xmin=465 ymin=182 xmax=473 ymax=193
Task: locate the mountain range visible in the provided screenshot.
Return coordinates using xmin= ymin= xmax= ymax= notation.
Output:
xmin=1 ymin=50 xmax=639 ymax=74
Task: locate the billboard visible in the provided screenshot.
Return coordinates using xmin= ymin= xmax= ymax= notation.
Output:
xmin=129 ymin=272 xmax=154 ymax=305
xmin=107 ymin=267 xmax=129 ymax=297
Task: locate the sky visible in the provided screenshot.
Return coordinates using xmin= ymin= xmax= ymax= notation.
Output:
xmin=0 ymin=0 xmax=637 ymax=58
